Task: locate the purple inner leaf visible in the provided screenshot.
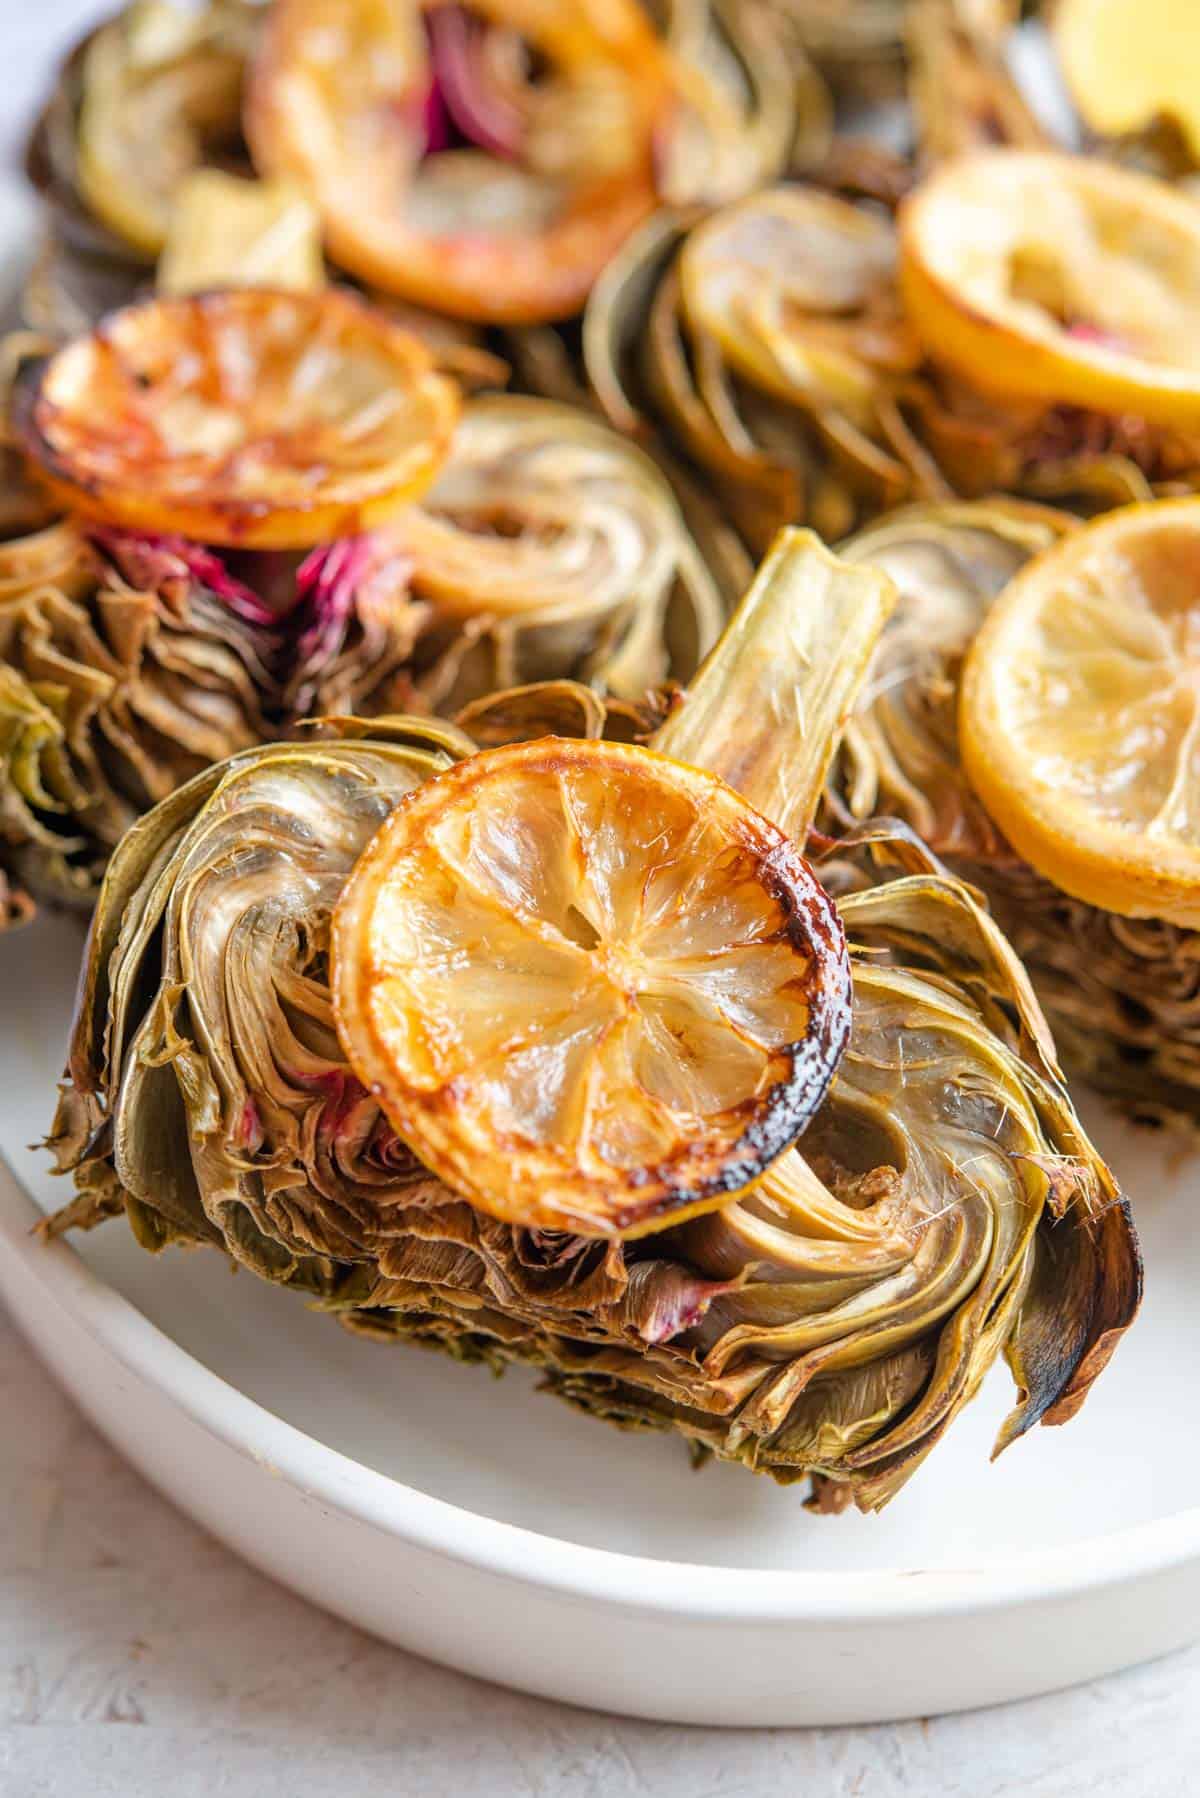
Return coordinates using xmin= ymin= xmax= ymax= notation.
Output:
xmin=424 ymin=5 xmax=526 ymax=161
xmin=292 ymin=534 xmax=398 ymax=674
xmin=90 ymin=526 xmax=417 ymax=705
xmin=419 ymin=56 xmax=455 ymax=154
xmin=91 ymin=527 xmax=281 ymax=628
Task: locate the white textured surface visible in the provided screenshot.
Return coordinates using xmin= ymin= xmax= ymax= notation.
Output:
xmin=2 ymin=1298 xmax=1197 ymax=1797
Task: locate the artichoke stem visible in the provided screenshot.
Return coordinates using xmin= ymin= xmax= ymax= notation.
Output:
xmin=651 ymin=528 xmax=896 ymax=842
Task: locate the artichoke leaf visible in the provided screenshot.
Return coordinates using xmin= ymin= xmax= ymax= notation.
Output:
xmin=584 ymin=206 xmax=702 ymax=439
xmin=907 ymin=0 xmax=1047 ymax=167
xmin=652 ymin=527 xmax=897 ymax=840
xmin=0 ymin=520 xmax=279 ymax=924
xmin=75 ymin=0 xmax=255 ymax=259
xmin=652 ymin=0 xmax=829 ymax=207
xmin=52 ymin=728 xmax=469 ymax=1283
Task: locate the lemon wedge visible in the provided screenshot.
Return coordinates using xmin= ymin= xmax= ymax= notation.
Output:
xmin=1054 ymin=0 xmax=1200 ymax=159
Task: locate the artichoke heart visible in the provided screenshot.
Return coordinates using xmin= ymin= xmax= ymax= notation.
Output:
xmin=48 ymin=530 xmax=1140 ymax=1511
xmin=584 ymin=189 xmax=921 ymax=552
xmin=397 ymin=394 xmax=725 ymax=708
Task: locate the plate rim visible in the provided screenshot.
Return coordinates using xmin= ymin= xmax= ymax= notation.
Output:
xmin=4 ymin=1150 xmax=1198 ymax=1626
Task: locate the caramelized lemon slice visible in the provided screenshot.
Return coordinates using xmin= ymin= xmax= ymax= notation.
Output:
xmin=332 ymin=737 xmax=851 ymax=1237
xmin=1054 ymin=0 xmax=1200 ymax=160
xmin=17 ymin=289 xmax=458 ymax=549
xmin=961 ymin=499 xmax=1200 ymax=927
xmin=246 ymin=0 xmax=669 ymax=324
xmin=900 ymin=150 xmax=1200 ymax=428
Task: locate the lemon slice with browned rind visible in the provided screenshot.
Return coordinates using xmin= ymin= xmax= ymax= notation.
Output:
xmin=960 ymin=498 xmax=1200 ymax=927
xmin=900 ymin=149 xmax=1200 ymax=428
xmin=16 ymin=289 xmax=459 ymax=549
xmin=332 ymin=736 xmax=851 ymax=1238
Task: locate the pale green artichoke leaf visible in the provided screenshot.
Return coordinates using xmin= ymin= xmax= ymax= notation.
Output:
xmin=455 ymin=680 xmax=611 ymax=747
xmin=830 ymin=499 xmax=1069 ymax=847
xmin=0 ymin=521 xmax=281 ymax=922
xmin=51 ymin=727 xmax=469 ymax=1279
xmin=584 ymin=207 xmax=701 ymax=439
xmin=113 ymin=993 xmax=222 ymax=1249
xmin=21 ymin=226 xmax=145 ymax=339
xmin=653 ymin=526 xmax=897 ymax=840
xmin=651 ymin=0 xmax=827 ymax=206
xmin=0 ymin=661 xmax=104 ymax=921
xmin=835 ymin=853 xmax=1061 ymax=1076
xmin=0 ymin=663 xmax=75 ymax=829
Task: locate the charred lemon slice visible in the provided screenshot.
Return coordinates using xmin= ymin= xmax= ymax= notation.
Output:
xmin=16 ymin=289 xmax=459 ymax=549
xmin=246 ymin=0 xmax=670 ymax=325
xmin=900 ymin=150 xmax=1200 ymax=428
xmin=333 ymin=737 xmax=851 ymax=1237
xmin=1054 ymin=0 xmax=1200 ymax=160
xmin=961 ymin=499 xmax=1200 ymax=927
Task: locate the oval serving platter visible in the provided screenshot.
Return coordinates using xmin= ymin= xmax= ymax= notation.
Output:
xmin=1 ymin=909 xmax=1199 ymax=1727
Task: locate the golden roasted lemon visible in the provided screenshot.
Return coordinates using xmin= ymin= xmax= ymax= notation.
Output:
xmin=332 ymin=737 xmax=851 ymax=1237
xmin=900 ymin=150 xmax=1200 ymax=428
xmin=1054 ymin=0 xmax=1200 ymax=160
xmin=960 ymin=498 xmax=1200 ymax=927
xmin=246 ymin=0 xmax=670 ymax=325
xmin=16 ymin=289 xmax=459 ymax=549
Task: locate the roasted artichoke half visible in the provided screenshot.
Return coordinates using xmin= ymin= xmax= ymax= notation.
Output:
xmin=826 ymin=497 xmax=1200 ymax=1132
xmin=583 ymin=189 xmax=923 ymax=550
xmin=22 ymin=0 xmax=260 ymax=333
xmin=48 ymin=531 xmax=1140 ymax=1511
xmin=583 ymin=159 xmax=1200 ymax=553
xmin=0 ymin=298 xmax=722 ymax=923
xmin=398 ymin=394 xmax=725 ymax=709
xmin=23 ymin=0 xmax=836 ymax=336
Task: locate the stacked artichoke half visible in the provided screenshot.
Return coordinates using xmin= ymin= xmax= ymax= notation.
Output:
xmin=827 ymin=500 xmax=1200 ymax=1133
xmin=47 ymin=533 xmax=1140 ymax=1512
xmin=0 ymin=391 xmax=720 ymax=932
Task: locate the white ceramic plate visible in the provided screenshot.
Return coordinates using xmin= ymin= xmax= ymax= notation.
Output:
xmin=1 ymin=910 xmax=1198 ymax=1725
